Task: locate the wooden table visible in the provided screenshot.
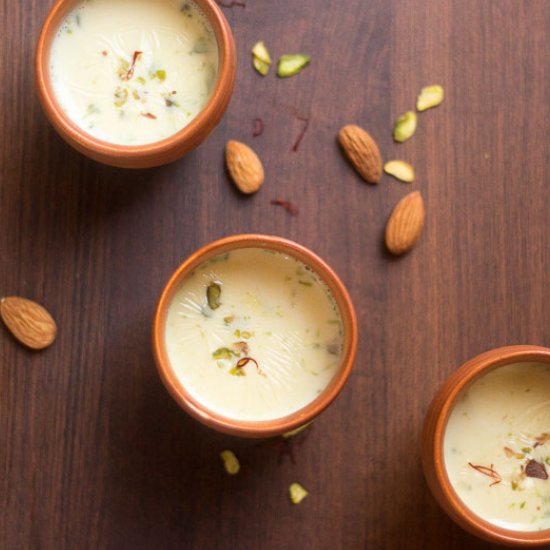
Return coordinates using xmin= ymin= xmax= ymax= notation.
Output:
xmin=1 ymin=1 xmax=549 ymax=548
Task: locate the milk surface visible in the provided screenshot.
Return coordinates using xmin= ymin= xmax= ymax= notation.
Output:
xmin=444 ymin=363 xmax=550 ymax=531
xmin=50 ymin=0 xmax=218 ymax=145
xmin=165 ymin=249 xmax=344 ymax=421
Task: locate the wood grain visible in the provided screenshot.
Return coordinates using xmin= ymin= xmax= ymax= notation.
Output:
xmin=1 ymin=0 xmax=549 ymax=548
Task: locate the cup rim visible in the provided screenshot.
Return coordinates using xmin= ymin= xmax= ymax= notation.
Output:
xmin=35 ymin=0 xmax=235 ymax=163
xmin=152 ymin=234 xmax=358 ymax=438
xmin=430 ymin=345 xmax=550 ymax=545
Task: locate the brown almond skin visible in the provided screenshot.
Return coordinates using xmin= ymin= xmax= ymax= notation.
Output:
xmin=385 ymin=191 xmax=425 ymax=255
xmin=225 ymin=140 xmax=265 ymax=194
xmin=0 ymin=296 xmax=57 ymax=350
xmin=338 ymin=124 xmax=382 ymax=184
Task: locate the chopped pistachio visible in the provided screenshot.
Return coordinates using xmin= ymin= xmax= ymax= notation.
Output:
xmin=384 ymin=160 xmax=415 ymax=183
xmin=207 ymin=282 xmax=221 ymax=309
xmin=298 ymin=280 xmax=313 ymax=287
xmin=252 ymin=41 xmax=272 ymax=64
xmin=546 ymin=456 xmax=550 ymax=467
xmin=234 ymin=329 xmax=241 ymax=338
xmin=136 ymin=76 xmax=146 ymax=85
xmin=289 ymin=482 xmax=308 ymax=504
xmin=253 ymin=56 xmax=270 ymax=77
xmin=212 ymin=347 xmax=232 ymax=360
xmin=393 ymin=111 xmax=417 ymax=142
xmin=114 ymin=87 xmax=128 ymax=108
xmin=231 ymin=341 xmax=249 ymax=356
xmin=416 ymin=84 xmax=444 ymax=111
xmin=154 ymin=69 xmax=167 ymax=82
xmin=522 ymin=447 xmax=532 ymax=454
xmin=282 ymin=422 xmax=312 ymax=439
xmin=229 ymin=366 xmax=246 ymax=376
xmin=251 ymin=42 xmax=272 ymax=76
xmin=220 ymin=450 xmax=240 ymax=474
xmin=241 ymin=331 xmax=252 ymax=339
xmin=520 ymin=501 xmax=526 ymax=509
xmin=223 ymin=316 xmax=235 ymax=325
xmin=277 ymin=54 xmax=311 ymax=78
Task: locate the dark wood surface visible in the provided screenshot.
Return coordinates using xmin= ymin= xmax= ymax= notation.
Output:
xmin=1 ymin=0 xmax=549 ymax=548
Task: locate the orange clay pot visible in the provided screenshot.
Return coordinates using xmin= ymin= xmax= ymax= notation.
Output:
xmin=35 ymin=0 xmax=236 ymax=168
xmin=152 ymin=234 xmax=358 ymax=438
xmin=422 ymin=345 xmax=550 ymax=547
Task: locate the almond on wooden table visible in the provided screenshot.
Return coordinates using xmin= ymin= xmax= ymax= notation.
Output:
xmin=0 ymin=296 xmax=57 ymax=350
xmin=225 ymin=140 xmax=264 ymax=194
xmin=385 ymin=191 xmax=425 ymax=255
xmin=338 ymin=124 xmax=382 ymax=184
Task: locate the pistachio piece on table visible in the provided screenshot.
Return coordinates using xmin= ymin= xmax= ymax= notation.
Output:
xmin=393 ymin=111 xmax=417 ymax=143
xmin=384 ymin=160 xmax=415 ymax=183
xmin=289 ymin=482 xmax=309 ymax=504
xmin=277 ymin=54 xmax=310 ymax=78
xmin=416 ymin=85 xmax=444 ymax=111
xmin=220 ymin=450 xmax=240 ymax=475
xmin=252 ymin=41 xmax=271 ymax=76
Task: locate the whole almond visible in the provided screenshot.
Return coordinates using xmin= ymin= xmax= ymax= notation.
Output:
xmin=225 ymin=140 xmax=265 ymax=194
xmin=385 ymin=191 xmax=425 ymax=255
xmin=338 ymin=124 xmax=382 ymax=184
xmin=1 ymin=296 xmax=57 ymax=350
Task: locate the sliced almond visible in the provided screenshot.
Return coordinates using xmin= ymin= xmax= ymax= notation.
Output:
xmin=1 ymin=296 xmax=57 ymax=350
xmin=385 ymin=191 xmax=425 ymax=255
xmin=384 ymin=160 xmax=415 ymax=183
xmin=417 ymin=85 xmax=444 ymax=111
xmin=338 ymin=124 xmax=382 ymax=184
xmin=225 ymin=140 xmax=265 ymax=194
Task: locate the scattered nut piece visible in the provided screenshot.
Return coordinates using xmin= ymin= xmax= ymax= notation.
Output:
xmin=338 ymin=124 xmax=382 ymax=184
xmin=252 ymin=41 xmax=271 ymax=76
xmin=220 ymin=450 xmax=240 ymax=475
xmin=383 ymin=160 xmax=415 ymax=183
xmin=225 ymin=140 xmax=265 ymax=194
xmin=277 ymin=54 xmax=310 ymax=78
xmin=392 ymin=111 xmax=417 ymax=143
xmin=0 ymin=296 xmax=57 ymax=350
xmin=282 ymin=422 xmax=312 ymax=439
xmin=416 ymin=85 xmax=444 ymax=111
xmin=289 ymin=482 xmax=309 ymax=504
xmin=385 ymin=191 xmax=425 ymax=255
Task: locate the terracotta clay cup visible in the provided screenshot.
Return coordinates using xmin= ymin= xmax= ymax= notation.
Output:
xmin=152 ymin=234 xmax=358 ymax=438
xmin=422 ymin=345 xmax=550 ymax=547
xmin=35 ymin=0 xmax=236 ymax=168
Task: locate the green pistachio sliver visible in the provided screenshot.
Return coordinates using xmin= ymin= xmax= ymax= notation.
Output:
xmin=212 ymin=347 xmax=232 ymax=360
xmin=282 ymin=422 xmax=312 ymax=439
xmin=229 ymin=366 xmax=246 ymax=376
xmin=252 ymin=41 xmax=271 ymax=65
xmin=289 ymin=482 xmax=308 ymax=504
xmin=207 ymin=282 xmax=221 ymax=309
xmin=277 ymin=54 xmax=311 ymax=78
xmin=416 ymin=84 xmax=444 ymax=111
xmin=220 ymin=450 xmax=240 ymax=474
xmin=384 ymin=160 xmax=415 ymax=183
xmin=393 ymin=111 xmax=417 ymax=143
xmin=154 ymin=69 xmax=167 ymax=82
xmin=253 ymin=56 xmax=270 ymax=76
